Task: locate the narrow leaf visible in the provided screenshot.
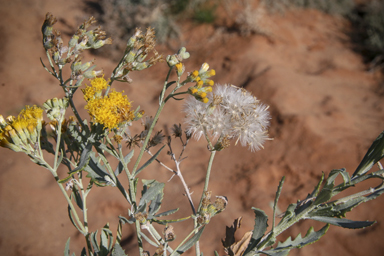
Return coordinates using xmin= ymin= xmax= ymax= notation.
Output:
xmin=263 ymin=225 xmax=329 ymax=255
xmin=174 ymin=227 xmax=206 ymax=255
xmin=64 ymin=237 xmax=71 ymax=256
xmin=273 ymin=177 xmax=285 ymax=231
xmin=166 ymin=81 xmax=176 ymax=89
xmin=353 ymin=130 xmax=384 ymax=177
xmin=115 ymin=150 xmax=134 ymax=176
xmin=154 ymin=208 xmax=179 ymax=218
xmin=112 ymin=243 xmax=128 ymax=256
xmin=244 ymin=208 xmax=268 ymax=254
xmin=308 ymin=216 xmax=375 ymax=229
xmin=67 ymin=206 xmax=82 ymax=234
xmin=134 ymin=145 xmax=165 ymax=177
xmin=70 ymin=142 xmax=93 ymax=174
xmin=90 ymin=230 xmax=100 ymax=253
xmin=72 ymin=190 xmax=83 ymax=210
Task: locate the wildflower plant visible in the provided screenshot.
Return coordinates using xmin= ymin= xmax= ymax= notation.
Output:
xmin=2 ymin=12 xmax=384 ymax=256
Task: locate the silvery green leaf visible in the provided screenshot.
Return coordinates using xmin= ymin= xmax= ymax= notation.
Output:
xmin=71 ymin=190 xmax=83 ymax=210
xmin=83 ymin=153 xmax=114 ymax=186
xmin=309 ymin=216 xmax=375 ymax=229
xmin=115 ymin=150 xmax=134 ymax=176
xmin=273 ymin=177 xmax=285 ymax=230
xmin=244 ymin=208 xmax=268 ymax=254
xmin=154 ymin=208 xmax=179 ymax=218
xmin=90 ymin=230 xmax=100 ymax=253
xmin=99 ymin=224 xmax=113 ymax=256
xmin=115 ymin=177 xmax=131 ymax=204
xmin=172 ymin=226 xmax=206 ymax=256
xmin=70 ymin=142 xmax=93 ymax=174
xmin=64 ymin=238 xmax=70 ymax=256
xmin=134 ymin=145 xmax=165 ymax=177
xmin=138 ymin=180 xmax=165 ymax=210
xmin=313 ymin=169 xmax=342 ymax=205
xmin=67 ymin=205 xmax=84 ymax=235
xmin=262 ymin=225 xmax=329 ymax=255
xmin=112 ymin=243 xmax=128 ymax=256
xmin=353 ymin=130 xmax=384 ymax=178
xmin=148 ymin=190 xmax=163 ymax=216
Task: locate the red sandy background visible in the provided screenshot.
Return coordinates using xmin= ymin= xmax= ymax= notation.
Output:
xmin=1 ymin=1 xmax=384 ymax=255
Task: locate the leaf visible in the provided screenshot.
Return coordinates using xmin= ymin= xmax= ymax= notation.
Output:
xmin=152 ymin=215 xmax=191 ymax=225
xmin=100 ymin=224 xmax=113 ymax=256
xmin=134 ymin=145 xmax=165 ymax=177
xmin=90 ymin=230 xmax=100 ymax=253
xmin=148 ymin=191 xmax=163 ymax=216
xmin=139 ymin=231 xmax=160 ymax=247
xmin=313 ymin=169 xmax=344 ymax=205
xmin=64 ymin=238 xmax=71 ymax=256
xmin=166 ymin=81 xmax=176 ymax=89
xmin=230 ymin=231 xmax=253 ymax=256
xmin=71 ymin=190 xmax=83 ymax=210
xmin=309 ymin=173 xmax=325 ymax=198
xmin=138 ymin=180 xmax=165 ymax=210
xmin=70 ymin=142 xmax=93 ymax=174
xmin=84 ymin=153 xmax=114 ymax=186
xmin=273 ymin=177 xmax=285 ymax=231
xmin=308 ymin=216 xmax=375 ymax=229
xmin=244 ymin=208 xmax=268 ymax=254
xmin=112 ymin=243 xmax=128 ymax=256
xmin=80 ymin=247 xmax=86 ymax=256
xmin=154 ymin=208 xmax=179 ymax=218
xmin=67 ymin=205 xmax=83 ymax=234
xmin=115 ymin=150 xmax=134 ymax=176
xmin=115 ymin=177 xmax=131 ymax=204
xmin=173 ymin=226 xmax=206 ymax=255
xmin=262 ymin=225 xmax=329 ymax=255
xmin=353 ymin=130 xmax=384 ymax=178
xmin=222 ymin=217 xmax=243 ymax=249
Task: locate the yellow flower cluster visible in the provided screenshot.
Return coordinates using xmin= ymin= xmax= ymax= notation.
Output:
xmin=0 ymin=105 xmax=44 ymax=152
xmin=188 ymin=63 xmax=215 ymax=103
xmin=82 ymin=77 xmax=134 ymax=130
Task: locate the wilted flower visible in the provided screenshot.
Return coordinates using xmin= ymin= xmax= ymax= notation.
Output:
xmin=184 ymin=84 xmax=271 ymax=151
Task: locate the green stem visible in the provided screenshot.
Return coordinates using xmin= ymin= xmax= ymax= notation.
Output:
xmin=135 ymin=220 xmax=144 ymax=256
xmin=53 ymin=120 xmax=63 ymax=170
xmin=197 ymin=150 xmax=216 ymax=212
xmin=170 ymin=227 xmax=201 ymax=256
xmin=131 ymin=67 xmax=172 ymax=176
xmin=54 ymin=175 xmax=87 ymax=234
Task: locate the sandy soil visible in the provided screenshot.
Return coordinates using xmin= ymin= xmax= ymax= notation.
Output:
xmin=1 ymin=1 xmax=384 ymax=256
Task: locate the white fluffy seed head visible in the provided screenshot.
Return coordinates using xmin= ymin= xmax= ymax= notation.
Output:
xmin=183 ymin=84 xmax=271 ymax=151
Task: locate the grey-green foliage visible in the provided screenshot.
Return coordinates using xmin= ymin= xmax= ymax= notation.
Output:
xmin=241 ymin=130 xmax=384 ymax=256
xmin=261 ymin=0 xmax=355 ymax=16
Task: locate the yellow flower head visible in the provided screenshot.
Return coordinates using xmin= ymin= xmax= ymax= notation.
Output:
xmin=84 ymin=86 xmax=134 ymax=130
xmin=0 ymin=105 xmax=44 ymax=152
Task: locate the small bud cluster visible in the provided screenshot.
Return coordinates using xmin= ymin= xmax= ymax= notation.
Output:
xmin=42 ymin=13 xmax=109 ymax=85
xmin=112 ymin=28 xmax=163 ymax=82
xmin=43 ymin=97 xmax=69 ymax=122
xmin=184 ymin=84 xmax=271 ymax=152
xmin=166 ymin=47 xmax=190 ymax=67
xmin=196 ymin=191 xmax=227 ymax=225
xmin=0 ymin=106 xmax=44 ymax=153
xmin=187 ymin=63 xmax=216 ymax=103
